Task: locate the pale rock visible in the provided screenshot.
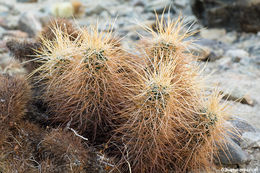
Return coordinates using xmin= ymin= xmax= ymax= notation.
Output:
xmin=2 ymin=30 xmax=28 ymax=39
xmin=195 ymin=46 xmax=211 ymax=61
xmin=241 ymin=131 xmax=260 ymax=149
xmin=18 ymin=12 xmax=42 ymax=37
xmin=227 ymin=117 xmax=257 ymax=146
xmin=221 ymin=88 xmax=254 ymax=106
xmin=200 ymin=28 xmax=226 ymax=40
xmin=229 ymin=117 xmax=257 ymax=134
xmin=145 ymin=0 xmax=173 ymax=14
xmin=51 ymin=2 xmax=74 ymax=18
xmin=0 ymin=16 xmax=20 ymax=30
xmin=132 ymin=0 xmax=145 ymax=7
xmin=85 ymin=4 xmax=110 ymax=16
xmin=173 ymin=0 xmax=189 ymax=8
xmin=195 ymin=45 xmax=224 ymax=61
xmin=222 ymin=32 xmax=237 ymax=44
xmin=226 ymin=49 xmax=249 ymax=59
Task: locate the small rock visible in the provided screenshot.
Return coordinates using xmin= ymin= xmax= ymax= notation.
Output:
xmin=128 ymin=32 xmax=140 ymax=41
xmin=85 ymin=4 xmax=110 ymax=16
xmin=2 ymin=30 xmax=28 ymax=39
xmin=226 ymin=49 xmax=249 ymax=63
xmin=224 ymin=121 xmax=242 ymax=146
xmin=216 ymin=137 xmax=250 ymax=165
xmin=195 ymin=46 xmax=223 ymax=62
xmin=2 ymin=59 xmax=26 ymax=76
xmin=145 ymin=0 xmax=174 ymax=14
xmin=0 ymin=16 xmax=20 ymax=30
xmin=221 ymin=88 xmax=255 ymax=106
xmin=217 ymin=57 xmax=233 ymax=71
xmin=18 ymin=12 xmax=42 ymax=37
xmin=132 ymin=0 xmax=145 ymax=7
xmin=229 ymin=117 xmax=257 ymax=134
xmin=36 ymin=12 xmax=50 ymax=26
xmin=49 ymin=1 xmax=85 ymax=18
xmin=226 ymin=117 xmax=257 ymax=146
xmin=51 ymin=2 xmax=74 ymax=18
xmin=195 ymin=46 xmax=211 ymax=61
xmin=221 ymin=31 xmax=237 ymax=44
xmin=121 ymin=20 xmax=155 ymax=32
xmin=200 ymin=28 xmax=226 ymax=40
xmin=173 ymin=0 xmax=189 ymax=8
xmin=241 ymin=131 xmax=260 ymax=149
xmin=195 ymin=38 xmax=230 ymax=52
xmin=194 ymin=39 xmax=226 ymax=61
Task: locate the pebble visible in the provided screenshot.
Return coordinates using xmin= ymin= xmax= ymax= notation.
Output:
xmin=173 ymin=0 xmax=189 ymax=8
xmin=0 ymin=16 xmax=20 ymax=30
xmin=195 ymin=38 xmax=229 ymax=52
xmin=200 ymin=28 xmax=226 ymax=40
xmin=195 ymin=46 xmax=224 ymax=62
xmin=221 ymin=88 xmax=255 ymax=106
xmin=132 ymin=0 xmax=145 ymax=7
xmin=229 ymin=117 xmax=257 ymax=134
xmin=85 ymin=4 xmax=109 ymax=16
xmin=195 ymin=46 xmax=211 ymax=61
xmin=145 ymin=0 xmax=174 ymax=14
xmin=18 ymin=12 xmax=42 ymax=37
xmin=241 ymin=131 xmax=260 ymax=149
xmin=50 ymin=2 xmax=74 ymax=18
xmin=216 ymin=137 xmax=250 ymax=165
xmin=2 ymin=30 xmax=28 ymax=39
xmin=2 ymin=59 xmax=26 ymax=76
xmin=226 ymin=117 xmax=257 ymax=146
xmin=225 ymin=49 xmax=249 ymax=62
xmin=221 ymin=32 xmax=237 ymax=44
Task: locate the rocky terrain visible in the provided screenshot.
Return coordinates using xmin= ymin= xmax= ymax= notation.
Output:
xmin=0 ymin=0 xmax=260 ymax=172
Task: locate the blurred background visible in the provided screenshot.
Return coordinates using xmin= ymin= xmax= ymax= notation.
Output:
xmin=0 ymin=0 xmax=259 ymax=170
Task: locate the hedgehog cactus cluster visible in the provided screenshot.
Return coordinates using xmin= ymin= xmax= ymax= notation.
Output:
xmin=0 ymin=15 xmax=235 ymax=173
xmin=33 ymin=23 xmax=129 ymax=137
xmin=110 ymin=16 xmax=230 ymax=172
